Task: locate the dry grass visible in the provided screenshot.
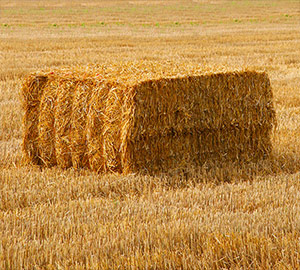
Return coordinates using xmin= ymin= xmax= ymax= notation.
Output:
xmin=1 ymin=0 xmax=300 ymax=269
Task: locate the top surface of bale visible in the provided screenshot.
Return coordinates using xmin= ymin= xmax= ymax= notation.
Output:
xmin=27 ymin=61 xmax=262 ymax=87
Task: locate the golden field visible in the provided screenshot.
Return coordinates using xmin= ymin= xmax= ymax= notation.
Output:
xmin=1 ymin=0 xmax=300 ymax=269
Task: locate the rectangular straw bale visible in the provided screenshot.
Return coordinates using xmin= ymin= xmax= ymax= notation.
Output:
xmin=21 ymin=62 xmax=276 ymax=174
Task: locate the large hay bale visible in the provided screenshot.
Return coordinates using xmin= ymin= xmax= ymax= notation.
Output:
xmin=21 ymin=62 xmax=276 ymax=174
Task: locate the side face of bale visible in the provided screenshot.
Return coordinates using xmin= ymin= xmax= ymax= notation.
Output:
xmin=21 ymin=75 xmax=48 ymax=165
xmin=122 ymin=72 xmax=275 ymax=174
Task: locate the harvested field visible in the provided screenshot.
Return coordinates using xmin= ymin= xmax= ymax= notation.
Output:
xmin=1 ymin=0 xmax=300 ymax=269
xmin=21 ymin=64 xmax=275 ymax=174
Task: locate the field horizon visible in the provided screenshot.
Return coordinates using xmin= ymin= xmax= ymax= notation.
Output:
xmin=1 ymin=0 xmax=300 ymax=269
